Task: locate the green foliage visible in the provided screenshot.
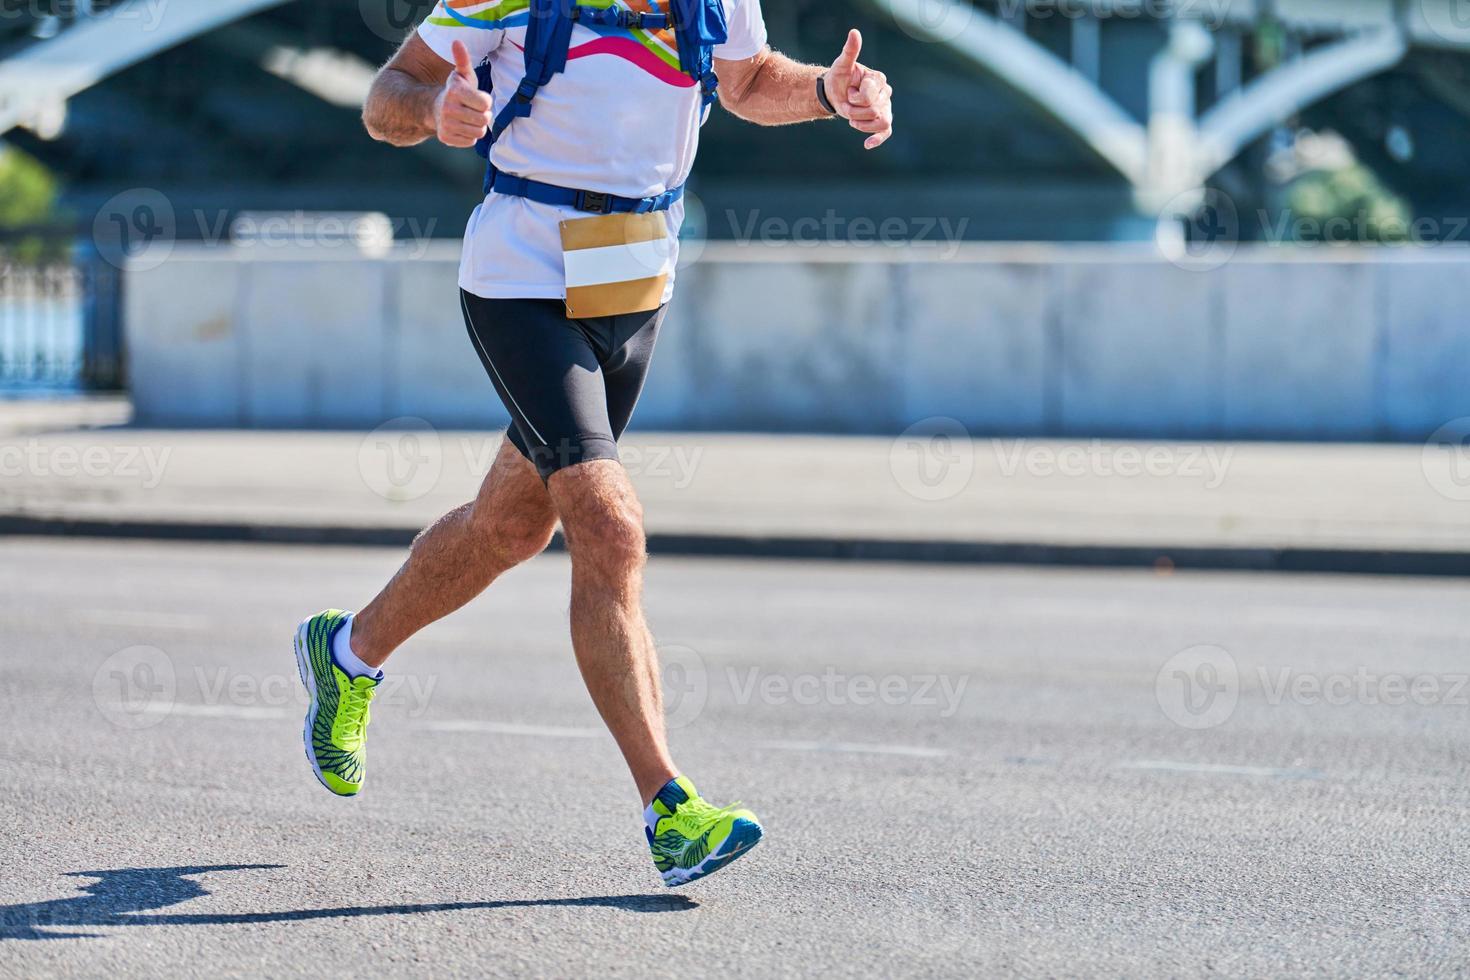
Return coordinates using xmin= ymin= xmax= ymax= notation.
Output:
xmin=0 ymin=145 xmax=66 ymax=263
xmin=0 ymin=145 xmax=58 ymax=227
xmin=1280 ymin=165 xmax=1414 ymax=244
xmin=1252 ymin=16 xmax=1293 ymax=71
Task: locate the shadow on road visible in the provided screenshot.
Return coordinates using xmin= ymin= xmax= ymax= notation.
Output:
xmin=1 ymin=865 xmax=695 ymax=940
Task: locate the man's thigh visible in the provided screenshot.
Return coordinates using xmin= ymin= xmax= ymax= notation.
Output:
xmin=459 ymin=292 xmax=662 ymax=481
xmin=475 ymin=435 xmax=556 ymax=528
xmin=598 ymin=305 xmax=665 ymax=443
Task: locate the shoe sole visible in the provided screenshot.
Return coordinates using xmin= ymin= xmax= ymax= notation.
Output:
xmin=662 ymin=818 xmax=764 ymax=887
xmin=294 ymin=619 xmax=352 ymax=797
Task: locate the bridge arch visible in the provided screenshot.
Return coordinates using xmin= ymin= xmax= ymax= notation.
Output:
xmin=0 ymin=0 xmax=294 ymax=136
xmin=868 ymin=0 xmax=1414 ymax=199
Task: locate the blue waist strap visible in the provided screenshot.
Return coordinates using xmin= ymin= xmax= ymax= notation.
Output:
xmin=487 ymin=168 xmax=684 ymax=215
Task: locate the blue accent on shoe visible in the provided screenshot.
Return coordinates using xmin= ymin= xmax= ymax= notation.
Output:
xmin=669 ymin=818 xmax=763 ymax=887
xmin=655 ymin=778 xmax=690 ymax=811
xmin=323 ymin=615 xmax=352 ymax=676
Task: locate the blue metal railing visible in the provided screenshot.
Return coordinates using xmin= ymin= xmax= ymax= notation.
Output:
xmin=0 ymin=253 xmax=124 ymax=391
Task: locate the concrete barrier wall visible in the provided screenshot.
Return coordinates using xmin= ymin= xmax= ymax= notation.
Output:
xmin=127 ymin=242 xmax=1470 ymax=440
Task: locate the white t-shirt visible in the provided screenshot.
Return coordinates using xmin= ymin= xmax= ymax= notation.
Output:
xmin=417 ymin=0 xmax=768 ymax=301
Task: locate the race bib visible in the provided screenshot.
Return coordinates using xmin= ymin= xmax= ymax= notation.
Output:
xmin=559 ymin=211 xmax=672 ymax=319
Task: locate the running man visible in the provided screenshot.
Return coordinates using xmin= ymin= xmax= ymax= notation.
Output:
xmin=293 ymin=0 xmax=893 ymax=887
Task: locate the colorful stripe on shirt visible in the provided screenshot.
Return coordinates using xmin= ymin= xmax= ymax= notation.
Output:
xmin=428 ymin=0 xmax=688 ymax=86
xmin=429 ymin=0 xmax=532 ymax=32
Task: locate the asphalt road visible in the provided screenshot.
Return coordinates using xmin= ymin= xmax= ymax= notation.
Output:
xmin=2 ymin=538 xmax=1468 ymax=977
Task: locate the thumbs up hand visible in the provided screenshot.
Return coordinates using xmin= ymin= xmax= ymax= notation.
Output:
xmin=823 ymin=30 xmax=894 ymax=150
xmin=434 ymin=40 xmax=494 ymax=148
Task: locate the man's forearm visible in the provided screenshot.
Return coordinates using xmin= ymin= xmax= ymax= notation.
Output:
xmin=719 ymin=49 xmax=831 ymax=127
xmin=364 ymin=68 xmax=442 ymax=146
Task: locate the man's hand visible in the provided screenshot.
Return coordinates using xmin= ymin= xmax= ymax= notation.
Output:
xmin=823 ymin=30 xmax=894 ymax=150
xmin=434 ymin=40 xmax=493 ymax=148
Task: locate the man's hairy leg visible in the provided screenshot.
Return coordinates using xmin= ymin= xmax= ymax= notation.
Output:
xmin=350 ymin=438 xmax=557 ymax=668
xmin=548 ymin=459 xmax=677 ymax=804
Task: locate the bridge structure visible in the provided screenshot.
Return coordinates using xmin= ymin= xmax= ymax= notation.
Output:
xmin=873 ymin=0 xmax=1470 ymax=216
xmin=0 ymin=0 xmax=292 ymax=138
xmin=0 ymin=0 xmax=1468 ymax=238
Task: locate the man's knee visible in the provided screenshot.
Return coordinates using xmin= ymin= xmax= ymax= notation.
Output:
xmin=462 ymin=438 xmax=559 ymax=567
xmin=568 ymin=503 xmax=646 ymax=579
xmin=550 ymin=461 xmax=646 ymax=576
xmin=495 ymin=512 xmax=558 ymax=566
xmin=467 ymin=495 xmax=556 ymax=567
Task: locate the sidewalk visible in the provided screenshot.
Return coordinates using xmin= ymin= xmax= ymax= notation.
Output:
xmin=1 ymin=401 xmax=1467 ymax=574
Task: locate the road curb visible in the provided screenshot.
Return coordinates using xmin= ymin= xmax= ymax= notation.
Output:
xmin=4 ymin=513 xmax=1470 ymax=576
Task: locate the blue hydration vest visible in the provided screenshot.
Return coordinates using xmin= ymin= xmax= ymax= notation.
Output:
xmin=473 ymin=0 xmax=728 ymax=213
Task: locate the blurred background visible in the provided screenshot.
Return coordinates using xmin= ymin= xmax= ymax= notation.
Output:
xmin=7 ymin=7 xmax=1470 ymax=973
xmin=2 ymin=0 xmax=1469 ymax=439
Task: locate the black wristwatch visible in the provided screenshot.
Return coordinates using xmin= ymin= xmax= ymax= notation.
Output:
xmin=816 ymin=72 xmax=838 ymax=116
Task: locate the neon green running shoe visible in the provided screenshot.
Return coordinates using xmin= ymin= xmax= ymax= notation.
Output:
xmin=293 ymin=610 xmax=379 ymax=797
xmin=645 ymin=776 xmax=764 ymax=887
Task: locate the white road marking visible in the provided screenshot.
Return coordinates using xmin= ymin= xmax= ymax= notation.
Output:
xmin=419 ymin=722 xmax=949 ymax=758
xmin=129 ymin=706 xmax=950 ymax=759
xmin=1120 ymin=760 xmax=1322 ymax=779
xmin=753 ymin=739 xmax=949 ymax=759
xmin=416 ymin=720 xmax=605 ymax=739
xmin=73 ymin=609 xmax=212 ymax=631
xmin=139 ymin=703 xmax=287 ymax=719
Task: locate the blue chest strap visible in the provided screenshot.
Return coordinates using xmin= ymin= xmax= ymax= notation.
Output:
xmin=487 ymin=167 xmax=685 ymax=214
xmin=473 ymin=0 xmax=728 ymax=208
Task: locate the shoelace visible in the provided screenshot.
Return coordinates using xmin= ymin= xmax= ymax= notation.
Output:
xmin=333 ymin=682 xmax=375 ymax=750
xmin=670 ymin=797 xmax=743 ymax=836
